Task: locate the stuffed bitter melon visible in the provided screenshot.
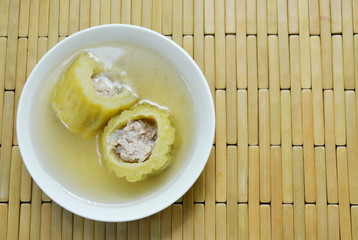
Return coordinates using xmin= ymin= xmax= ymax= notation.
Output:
xmin=52 ymin=53 xmax=138 ymax=137
xmin=99 ymin=104 xmax=175 ymax=182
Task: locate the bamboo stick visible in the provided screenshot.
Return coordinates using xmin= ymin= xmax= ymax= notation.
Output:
xmin=282 ymin=204 xmax=294 ymax=240
xmin=62 ymin=209 xmax=73 ymax=240
xmin=249 ymin=146 xmax=260 ymax=240
xmin=310 ymin=37 xmax=325 ymax=145
xmin=227 ymin=146 xmax=238 ymax=240
xmin=79 ymin=0 xmax=90 ymax=29
xmin=238 ymin=204 xmax=248 ymax=239
xmin=259 ymin=89 xmax=271 ymax=203
xmin=38 ymin=0 xmax=49 ymax=37
xmin=0 ymin=0 xmax=9 ymax=36
xmin=309 ymin=0 xmax=320 ymax=34
xmin=268 ymin=36 xmax=281 ymax=145
xmin=205 ymin=36 xmax=215 ymax=99
xmin=183 ymin=0 xmax=193 ymax=34
xmin=315 ymin=147 xmax=328 ymax=239
xmin=302 ymin=90 xmax=316 ymax=203
xmin=331 ymin=0 xmax=342 ymax=33
xmin=204 ymin=0 xmax=214 ymax=34
xmin=257 ymin=0 xmax=268 ymax=89
xmin=289 ymin=36 xmax=303 ymax=145
xmin=342 ymin=0 xmax=355 ymax=89
xmin=246 ymin=0 xmax=256 ymax=34
xmin=332 ymin=36 xmax=347 ymax=145
xmin=226 ymin=35 xmax=237 ymax=144
xmin=216 ymin=90 xmax=227 ymax=202
xmin=267 ymin=0 xmax=277 ymax=34
xmin=172 ymin=0 xmax=182 ymax=46
xmin=337 ymin=147 xmax=352 ymax=240
xmin=73 ymin=215 xmax=84 ymax=240
xmin=204 ymin=147 xmax=215 ymax=240
xmin=59 ymin=0 xmax=69 ymax=35
xmin=0 ymin=38 xmax=6 ymax=143
xmin=150 ymin=213 xmax=160 ymax=239
xmin=51 ymin=202 xmax=62 ymax=240
xmin=351 ymin=206 xmax=358 ymax=240
xmin=106 ymin=222 xmax=117 ymax=240
xmin=355 ymin=0 xmax=358 ymax=33
xmin=183 ymin=188 xmax=194 ymax=240
xmin=100 ymin=0 xmax=111 ymax=24
xmin=345 ymin=91 xmax=358 ymax=204
xmin=287 ymin=0 xmax=298 ymax=33
xmin=30 ymin=182 xmax=42 ymax=240
xmin=0 ymin=92 xmax=14 ymax=201
xmin=18 ymin=204 xmax=30 ymax=240
xmin=260 ymin=205 xmax=271 ymax=240
xmin=20 ymin=163 xmax=32 ymax=202
xmin=247 ymin=36 xmax=258 ymax=145
xmin=355 ymin=36 xmax=358 ymax=88
xmin=215 ymin=204 xmax=226 ymax=240
xmin=162 ymin=0 xmax=172 ymax=34
xmin=0 ymin=204 xmax=8 ymax=239
xmin=131 ymin=0 xmax=141 ymax=26
xmin=40 ymin=203 xmax=51 ymax=240
xmin=172 ymin=205 xmax=183 ymax=240
xmin=47 ymin=0 xmax=59 ymax=49
xmin=141 ymin=0 xmax=152 ymax=28
xmin=215 ymin=33 xmax=226 ymax=89
xmin=271 ymin=146 xmax=283 ymax=240
xmin=237 ymin=90 xmax=248 ymax=202
xmin=278 ymin=0 xmax=290 ymax=89
xmin=161 ymin=206 xmax=171 ymax=240
xmin=324 ymin=90 xmax=339 ymax=203
xmin=293 ymin=147 xmax=305 ymax=239
xmin=194 ymin=204 xmax=204 ymax=240
xmin=151 ymin=0 xmax=162 ymax=32
xmin=305 ymin=204 xmax=317 ymax=240
xmin=225 ymin=0 xmax=235 ymax=33
xmin=281 ymin=91 xmax=293 ymax=203
xmin=68 ymin=0 xmax=80 ymax=34
xmin=95 ymin=221 xmax=106 ymax=239
xmin=117 ymin=221 xmax=127 ymax=240
xmin=121 ymin=0 xmax=131 ymax=24
xmin=236 ymin=0 xmax=246 ymax=88
xmin=7 ymin=147 xmax=22 ymax=240
xmin=4 ymin=0 xmax=20 ymax=90
xmin=194 ymin=0 xmax=204 ymax=70
xmin=320 ymin=0 xmax=333 ymax=89
xmin=298 ymin=0 xmax=311 ymax=88
xmin=18 ymin=0 xmax=30 ymax=37
xmin=90 ymin=0 xmax=100 ymax=26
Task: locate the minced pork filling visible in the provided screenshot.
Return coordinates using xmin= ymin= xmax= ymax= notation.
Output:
xmin=109 ymin=120 xmax=157 ymax=163
xmin=91 ymin=72 xmax=122 ymax=96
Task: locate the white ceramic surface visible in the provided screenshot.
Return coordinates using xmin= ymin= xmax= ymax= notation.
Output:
xmin=17 ymin=24 xmax=215 ymax=222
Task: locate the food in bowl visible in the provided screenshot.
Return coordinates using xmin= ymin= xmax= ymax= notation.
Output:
xmin=51 ymin=46 xmax=177 ymax=182
xmin=34 ymin=40 xmax=196 ymax=204
xmin=17 ymin=24 xmax=215 ymax=222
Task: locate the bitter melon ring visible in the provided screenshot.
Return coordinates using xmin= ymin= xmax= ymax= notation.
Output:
xmin=52 ymin=53 xmax=138 ymax=137
xmin=99 ymin=104 xmax=175 ymax=182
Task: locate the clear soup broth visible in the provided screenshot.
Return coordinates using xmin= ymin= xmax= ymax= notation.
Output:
xmin=33 ymin=41 xmax=197 ymax=205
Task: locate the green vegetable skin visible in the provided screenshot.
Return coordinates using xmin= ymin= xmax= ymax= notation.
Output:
xmin=99 ymin=104 xmax=175 ymax=182
xmin=52 ymin=53 xmax=138 ymax=137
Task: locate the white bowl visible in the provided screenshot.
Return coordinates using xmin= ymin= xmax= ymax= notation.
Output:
xmin=17 ymin=24 xmax=215 ymax=222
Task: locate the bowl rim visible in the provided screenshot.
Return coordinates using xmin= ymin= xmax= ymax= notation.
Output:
xmin=17 ymin=24 xmax=215 ymax=222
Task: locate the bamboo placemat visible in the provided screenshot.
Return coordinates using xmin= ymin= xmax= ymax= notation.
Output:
xmin=1 ymin=0 xmax=358 ymax=239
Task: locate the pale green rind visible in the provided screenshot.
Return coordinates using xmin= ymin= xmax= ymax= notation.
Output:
xmin=52 ymin=53 xmax=138 ymax=137
xmin=99 ymin=104 xmax=175 ymax=182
